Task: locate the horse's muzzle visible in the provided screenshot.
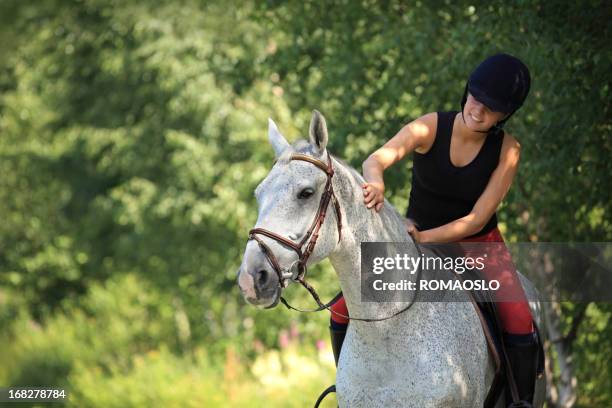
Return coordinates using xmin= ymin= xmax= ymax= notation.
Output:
xmin=237 ymin=247 xmax=281 ymax=307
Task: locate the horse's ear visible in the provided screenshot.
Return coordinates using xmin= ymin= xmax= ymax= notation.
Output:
xmin=268 ymin=118 xmax=290 ymax=158
xmin=309 ymin=110 xmax=328 ymax=155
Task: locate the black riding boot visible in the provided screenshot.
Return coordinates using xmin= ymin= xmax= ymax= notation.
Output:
xmin=504 ymin=332 xmax=539 ymax=408
xmin=329 ymin=324 xmax=347 ymax=366
xmin=314 ymin=326 xmax=346 ymax=408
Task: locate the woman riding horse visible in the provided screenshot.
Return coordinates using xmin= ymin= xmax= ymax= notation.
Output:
xmin=329 ymin=53 xmax=539 ymax=406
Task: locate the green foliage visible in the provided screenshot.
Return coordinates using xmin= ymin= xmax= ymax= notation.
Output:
xmin=0 ymin=0 xmax=277 ymax=341
xmin=0 ymin=274 xmax=336 ymax=407
xmin=66 ymin=344 xmax=336 ymax=408
xmin=1 ymin=274 xmax=176 ymax=386
xmin=570 ymin=303 xmax=612 ymax=406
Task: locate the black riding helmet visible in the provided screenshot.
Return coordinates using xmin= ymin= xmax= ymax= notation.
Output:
xmin=461 ymin=53 xmax=531 ymax=134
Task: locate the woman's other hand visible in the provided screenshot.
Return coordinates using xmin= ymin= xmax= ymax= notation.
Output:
xmin=404 ymin=218 xmax=422 ymax=242
xmin=362 ymin=182 xmax=385 ymax=212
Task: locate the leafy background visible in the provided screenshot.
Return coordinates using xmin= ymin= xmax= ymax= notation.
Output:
xmin=0 ymin=0 xmax=609 ymax=406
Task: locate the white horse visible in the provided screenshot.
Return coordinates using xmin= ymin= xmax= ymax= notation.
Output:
xmin=237 ymin=111 xmax=545 ymax=407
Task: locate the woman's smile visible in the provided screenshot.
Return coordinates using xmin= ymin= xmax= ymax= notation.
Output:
xmin=462 ymin=93 xmax=509 ymax=131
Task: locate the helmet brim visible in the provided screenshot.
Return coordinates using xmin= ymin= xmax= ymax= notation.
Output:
xmin=468 ymin=85 xmax=511 ymax=114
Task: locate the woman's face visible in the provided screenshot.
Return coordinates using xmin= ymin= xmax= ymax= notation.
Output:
xmin=463 ymin=93 xmax=508 ymax=131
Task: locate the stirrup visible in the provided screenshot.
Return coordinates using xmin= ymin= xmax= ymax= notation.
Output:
xmin=314 ymin=384 xmax=336 ymax=408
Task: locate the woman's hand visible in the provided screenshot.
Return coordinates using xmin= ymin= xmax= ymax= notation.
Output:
xmin=404 ymin=218 xmax=422 ymax=242
xmin=362 ymin=181 xmax=385 ymax=212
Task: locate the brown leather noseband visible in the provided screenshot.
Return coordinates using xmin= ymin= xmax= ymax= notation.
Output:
xmin=248 ymin=152 xmax=343 ymax=290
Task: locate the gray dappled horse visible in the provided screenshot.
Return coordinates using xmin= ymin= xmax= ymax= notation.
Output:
xmin=237 ymin=111 xmax=545 ymax=407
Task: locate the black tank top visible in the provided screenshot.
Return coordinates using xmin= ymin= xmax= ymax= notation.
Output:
xmin=406 ymin=111 xmax=504 ymax=238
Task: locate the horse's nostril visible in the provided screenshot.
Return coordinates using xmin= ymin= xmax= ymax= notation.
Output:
xmin=257 ymin=269 xmax=268 ymax=287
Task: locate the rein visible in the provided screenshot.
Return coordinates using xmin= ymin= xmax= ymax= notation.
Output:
xmin=248 ymin=151 xmax=421 ymax=322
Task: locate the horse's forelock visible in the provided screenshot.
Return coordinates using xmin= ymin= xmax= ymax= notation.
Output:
xmin=277 ymin=139 xmax=317 ymax=164
xmin=293 ymin=139 xmax=313 ymax=153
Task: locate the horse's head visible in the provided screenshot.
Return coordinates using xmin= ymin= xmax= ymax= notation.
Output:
xmin=237 ymin=110 xmax=343 ymax=308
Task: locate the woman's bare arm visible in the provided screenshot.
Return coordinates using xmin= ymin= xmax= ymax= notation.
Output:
xmin=362 ymin=113 xmax=437 ymax=211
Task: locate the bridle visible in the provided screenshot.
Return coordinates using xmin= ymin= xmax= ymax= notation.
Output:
xmin=248 ymin=152 xmax=342 ymax=289
xmin=247 ymin=151 xmax=421 ymax=322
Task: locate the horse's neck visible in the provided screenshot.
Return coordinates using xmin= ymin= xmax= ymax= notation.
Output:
xmin=329 ymin=155 xmax=410 ymax=240
xmin=328 ymin=157 xmax=418 ymax=319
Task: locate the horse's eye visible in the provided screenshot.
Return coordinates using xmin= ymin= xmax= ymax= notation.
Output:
xmin=298 ymin=188 xmax=314 ymax=199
